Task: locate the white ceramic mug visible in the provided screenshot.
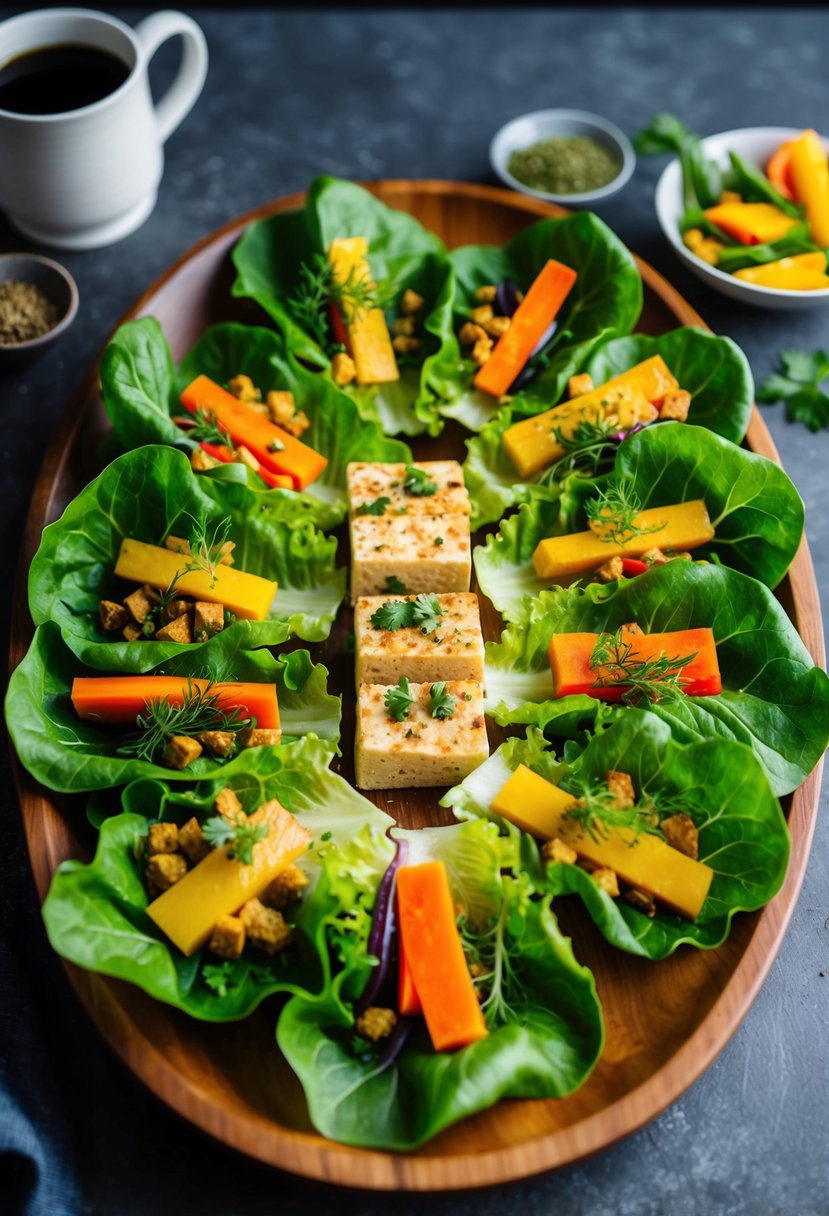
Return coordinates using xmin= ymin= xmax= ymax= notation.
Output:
xmin=0 ymin=8 xmax=208 ymax=249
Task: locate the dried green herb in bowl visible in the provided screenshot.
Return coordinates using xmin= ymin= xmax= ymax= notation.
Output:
xmin=507 ymin=135 xmax=622 ymax=196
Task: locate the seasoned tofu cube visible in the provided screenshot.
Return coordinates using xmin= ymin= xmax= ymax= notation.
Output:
xmin=607 ymin=770 xmax=635 ymax=810
xmin=123 ymin=584 xmax=159 ymax=625
xmin=199 ymin=730 xmax=236 ymax=758
xmin=350 ymin=514 xmax=470 ymax=602
xmin=354 ymin=593 xmax=485 ymax=684
xmin=99 ymin=600 xmax=130 ymax=632
xmin=240 ymin=898 xmax=292 ymax=955
xmin=214 ymin=787 xmax=243 ymax=820
xmin=122 ymin=621 xmax=143 ymax=642
xmin=145 ymin=852 xmax=187 ymax=894
xmin=355 ymin=680 xmax=488 ymax=790
xmin=193 ymin=601 xmax=225 ymax=643
xmin=154 ymin=612 xmax=193 ymax=644
xmin=242 ymin=727 xmax=282 ymax=749
xmin=147 ymin=822 xmax=180 ymax=854
xmin=162 ymin=735 xmax=202 ymax=770
xmin=261 ymin=863 xmax=309 ymax=909
xmin=346 ymin=461 xmax=470 ymax=518
xmin=177 ymin=817 xmax=211 ymax=864
xmin=660 ymin=389 xmax=691 ymax=422
xmin=208 ymin=914 xmax=245 ymax=960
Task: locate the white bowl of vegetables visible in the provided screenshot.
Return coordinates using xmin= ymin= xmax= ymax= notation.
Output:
xmin=651 ymin=121 xmax=829 ymax=309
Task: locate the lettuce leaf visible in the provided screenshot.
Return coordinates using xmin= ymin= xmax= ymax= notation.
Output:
xmin=6 ymin=623 xmax=341 ymax=794
xmin=442 ymin=714 xmax=790 ymax=958
xmin=276 ymin=817 xmax=603 ymax=1149
xmin=28 ymin=445 xmax=345 ymax=670
xmin=484 ymin=562 xmax=829 ymax=796
xmin=444 ymin=212 xmax=643 ymax=432
xmin=232 ymin=177 xmax=459 ymax=436
xmin=100 ymin=318 xmax=408 ymax=530
xmin=42 ymin=736 xmax=394 ymax=1020
xmin=474 ymin=422 xmax=804 ymax=620
xmin=463 ymin=326 xmax=755 ymax=527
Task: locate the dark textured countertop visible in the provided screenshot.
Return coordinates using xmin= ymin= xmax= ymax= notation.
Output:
xmin=1 ymin=7 xmax=827 ymax=1215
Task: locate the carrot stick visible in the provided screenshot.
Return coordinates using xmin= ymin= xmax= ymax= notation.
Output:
xmin=397 ymin=930 xmax=422 ymax=1016
xmin=199 ymin=441 xmax=295 ymax=489
xmin=71 ymin=676 xmax=280 ymax=729
xmin=473 ymin=258 xmax=577 ymax=398
xmin=396 ymin=861 xmax=487 ymax=1052
xmin=180 ymin=375 xmax=327 ymax=491
xmin=548 ymin=628 xmax=721 ymax=701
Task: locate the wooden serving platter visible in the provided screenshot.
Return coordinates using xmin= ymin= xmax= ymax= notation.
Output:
xmin=9 ymin=181 xmax=825 ymax=1191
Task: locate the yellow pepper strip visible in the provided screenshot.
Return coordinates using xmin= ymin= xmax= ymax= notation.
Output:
xmin=787 ymin=129 xmax=829 ymax=246
xmin=734 ymin=252 xmax=829 ymax=291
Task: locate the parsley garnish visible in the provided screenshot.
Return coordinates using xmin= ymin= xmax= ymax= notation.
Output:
xmin=384 ymin=575 xmax=407 ymax=594
xmin=402 ymin=464 xmax=438 ymax=496
xmin=202 ymin=812 xmax=270 ymax=865
xmin=589 ymin=628 xmax=697 ymax=705
xmin=757 ymin=348 xmax=829 ymax=432
xmin=356 ymin=495 xmax=390 ymax=516
xmin=384 ymin=677 xmax=415 ymax=722
xmin=370 ymin=593 xmax=443 ymax=634
xmin=116 ymin=679 xmax=251 ymax=764
xmin=433 ymin=536 xmax=444 ymax=546
xmin=202 ymin=962 xmax=239 ymax=998
xmin=585 ymin=479 xmax=665 ymax=546
xmin=429 ymin=681 xmax=456 ymax=719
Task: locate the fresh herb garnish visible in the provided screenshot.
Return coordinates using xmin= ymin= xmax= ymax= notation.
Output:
xmin=202 ymin=961 xmax=239 ymax=998
xmin=429 ymin=681 xmax=456 ymax=719
xmin=402 ymin=464 xmax=438 ymax=496
xmin=384 ymin=676 xmax=415 ymax=722
xmin=188 ymin=406 xmax=236 ymax=452
xmin=589 ymin=628 xmax=697 ymax=705
xmin=356 ymin=495 xmax=390 ymax=517
xmin=550 ymin=418 xmax=616 ymax=477
xmin=433 ymin=536 xmax=444 ymax=546
xmin=585 ymin=479 xmax=665 ymax=545
xmin=370 ymin=593 xmax=443 ymax=635
xmin=384 ymin=575 xmax=407 ymax=594
xmin=289 ymin=253 xmax=393 ymax=350
xmin=757 ymin=348 xmax=829 ymax=433
xmin=116 ymin=679 xmax=250 ymax=763
xmin=202 ymin=812 xmax=270 ymax=865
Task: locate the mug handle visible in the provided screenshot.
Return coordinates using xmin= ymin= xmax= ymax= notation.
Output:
xmin=134 ymin=10 xmax=208 ymax=143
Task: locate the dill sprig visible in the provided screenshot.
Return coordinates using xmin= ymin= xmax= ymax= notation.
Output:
xmin=116 ymin=679 xmax=251 ymax=763
xmin=589 ymin=628 xmax=697 ymax=705
xmin=188 ymin=406 xmax=236 ymax=453
xmin=550 ymin=418 xmax=616 ymax=478
xmin=561 ymin=780 xmax=663 ymax=846
xmin=153 ymin=514 xmax=233 ymax=622
xmin=584 ymin=479 xmax=666 ymax=545
xmin=289 ymin=253 xmax=394 ymax=351
xmin=202 ymin=812 xmax=270 ymax=865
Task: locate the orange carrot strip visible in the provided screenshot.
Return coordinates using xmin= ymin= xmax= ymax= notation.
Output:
xmin=397 ymin=929 xmax=422 ymax=1017
xmin=473 ymin=258 xmax=577 ymax=398
xmin=199 ymin=442 xmax=294 ymax=489
xmin=548 ymin=628 xmax=722 ymax=701
xmin=396 ymin=861 xmax=487 ymax=1052
xmin=180 ymin=375 xmax=327 ymax=490
xmin=71 ymin=676 xmax=280 ymax=729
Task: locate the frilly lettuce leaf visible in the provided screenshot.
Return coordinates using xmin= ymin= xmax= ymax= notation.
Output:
xmin=232 ymin=176 xmax=459 ymax=436
xmin=442 ymin=714 xmax=790 ymax=958
xmin=28 ymin=445 xmax=345 ymax=671
xmin=42 ymin=736 xmax=394 ymax=1020
xmin=6 ymin=623 xmax=341 ymax=794
xmin=474 ymin=422 xmax=804 ymax=620
xmin=444 ymin=212 xmax=643 ymax=432
xmin=484 ymin=561 xmax=829 ymax=797
xmin=277 ymin=816 xmax=603 ymax=1149
xmin=100 ymin=317 xmax=408 ymax=529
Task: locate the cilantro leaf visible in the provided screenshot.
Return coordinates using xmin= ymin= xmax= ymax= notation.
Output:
xmin=384 ymin=575 xmax=407 ymax=594
xmin=356 ymin=496 xmax=391 ymax=516
xmin=203 ymin=813 xmax=269 ymax=865
xmin=429 ymin=681 xmax=457 ymax=719
xmin=370 ymin=598 xmax=415 ymax=631
xmin=411 ymin=593 xmax=443 ymax=634
xmin=758 ymin=348 xmax=829 ymax=432
xmin=202 ymin=961 xmax=239 ymax=999
xmin=402 ymin=465 xmax=437 ymax=496
xmin=384 ymin=677 xmax=415 ymax=722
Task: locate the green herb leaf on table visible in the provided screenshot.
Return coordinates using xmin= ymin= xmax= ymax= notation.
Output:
xmin=758 ymin=348 xmax=829 ymax=432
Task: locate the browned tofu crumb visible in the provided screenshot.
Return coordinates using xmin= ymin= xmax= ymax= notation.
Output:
xmin=607 ymin=770 xmax=635 ymax=810
xmin=483 ymin=315 xmax=511 ymax=340
xmin=597 ymin=556 xmax=624 ymax=583
xmin=199 ymin=730 xmax=236 ymax=759
xmin=193 ymin=601 xmax=224 ymax=643
xmin=624 ymin=887 xmax=657 ymax=917
xmin=641 ymin=547 xmax=668 ymax=566
xmin=667 ymin=550 xmax=693 ymax=563
xmin=146 ymin=852 xmax=187 ymax=893
xmin=123 ymin=585 xmax=159 ymax=625
xmin=242 ymin=727 xmax=282 ymax=749
xmin=208 ymin=914 xmax=246 ymax=960
xmin=568 ymin=373 xmax=594 ymax=399
xmin=162 ymin=598 xmax=191 ymax=625
xmin=355 ymin=1006 xmax=398 ymax=1041
xmin=392 ymin=316 xmax=417 ymax=337
xmin=622 ymin=621 xmax=645 ymax=636
xmin=470 ymin=304 xmax=494 ymax=326
xmin=471 ymin=336 xmax=493 ymax=367
xmin=459 ymin=321 xmax=487 ymax=348
xmin=122 ymin=621 xmax=143 ymax=642
xmin=261 ymin=863 xmax=309 ymax=909
xmin=661 ymin=813 xmax=699 ymax=860
xmin=473 ymin=285 xmax=497 ymax=303
xmin=239 ymin=898 xmax=292 ymax=955
xmin=154 ymin=613 xmax=193 ymax=644
xmin=191 ymin=447 xmax=220 ymax=472
xmin=99 ymin=600 xmax=130 ymax=632
xmin=392 ymin=334 xmax=421 ymax=355
xmin=228 ymin=373 xmax=261 ymax=403
xmin=400 ymin=289 xmax=424 ymax=315
xmin=540 ymin=837 xmax=578 ymax=866
xmin=162 ymin=734 xmax=203 ymax=770
xmin=177 ymin=817 xmax=211 ymax=864
xmin=214 ymin=786 xmax=243 ymax=820
xmin=592 ymin=867 xmax=620 ymax=897
xmin=147 ymin=822 xmax=180 ymax=854
xmin=660 ymin=389 xmax=691 ymax=422
xmin=331 ymin=351 xmax=356 ymax=386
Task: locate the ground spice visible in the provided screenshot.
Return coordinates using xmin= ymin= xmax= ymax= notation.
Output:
xmin=0 ymin=280 xmax=60 ymax=345
xmin=508 ymin=135 xmax=622 ymax=195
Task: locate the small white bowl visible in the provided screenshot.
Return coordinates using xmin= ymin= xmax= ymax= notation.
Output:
xmin=490 ymin=108 xmax=636 ymax=207
xmin=655 ymin=126 xmax=829 ymax=310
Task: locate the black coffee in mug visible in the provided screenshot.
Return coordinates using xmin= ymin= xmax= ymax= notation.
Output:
xmin=0 ymin=43 xmax=130 ymax=115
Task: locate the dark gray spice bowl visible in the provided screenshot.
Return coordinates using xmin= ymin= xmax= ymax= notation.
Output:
xmin=0 ymin=253 xmax=79 ymax=368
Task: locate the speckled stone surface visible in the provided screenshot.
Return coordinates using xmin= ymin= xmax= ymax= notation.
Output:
xmin=1 ymin=7 xmax=827 ymax=1215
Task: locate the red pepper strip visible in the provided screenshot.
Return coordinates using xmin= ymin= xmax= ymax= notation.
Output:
xmin=198 ymin=442 xmax=294 ymax=490
xmin=621 ymin=558 xmax=650 ymax=577
xmin=329 ymin=301 xmax=350 ymax=351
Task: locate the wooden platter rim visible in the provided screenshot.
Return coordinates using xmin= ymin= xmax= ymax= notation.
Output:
xmin=8 ymin=179 xmax=825 ymax=1190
